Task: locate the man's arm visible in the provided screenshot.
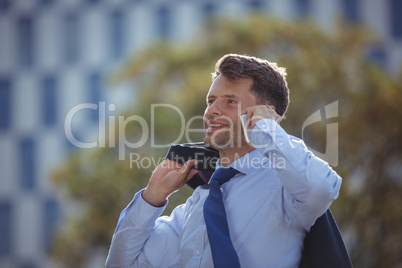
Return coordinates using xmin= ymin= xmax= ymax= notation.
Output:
xmin=105 ymin=159 xmax=198 ymax=267
xmin=244 ymin=105 xmax=342 ymax=230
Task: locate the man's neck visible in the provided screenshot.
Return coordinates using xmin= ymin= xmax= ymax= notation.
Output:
xmin=218 ymin=144 xmax=255 ymax=167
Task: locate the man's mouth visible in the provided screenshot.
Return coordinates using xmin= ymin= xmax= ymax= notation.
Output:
xmin=209 ymin=124 xmax=226 ymax=128
xmin=206 ymin=121 xmax=228 ymax=132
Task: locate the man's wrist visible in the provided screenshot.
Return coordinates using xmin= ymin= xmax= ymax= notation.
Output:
xmin=142 ymin=188 xmax=168 ymax=207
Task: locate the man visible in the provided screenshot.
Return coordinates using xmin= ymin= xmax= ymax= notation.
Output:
xmin=106 ymin=54 xmax=342 ymax=267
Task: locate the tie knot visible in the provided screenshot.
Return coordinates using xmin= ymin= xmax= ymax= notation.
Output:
xmin=211 ymin=168 xmax=240 ymax=186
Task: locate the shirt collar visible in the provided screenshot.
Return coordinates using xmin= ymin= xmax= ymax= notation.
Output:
xmin=215 ymin=149 xmax=269 ymax=175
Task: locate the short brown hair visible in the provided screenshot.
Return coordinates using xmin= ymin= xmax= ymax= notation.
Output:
xmin=212 ymin=54 xmax=290 ymax=116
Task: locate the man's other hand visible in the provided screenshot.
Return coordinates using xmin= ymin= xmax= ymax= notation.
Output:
xmin=142 ymin=159 xmax=199 ymax=207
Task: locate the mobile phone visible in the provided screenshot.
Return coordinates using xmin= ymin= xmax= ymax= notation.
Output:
xmin=240 ymin=114 xmax=251 ymax=143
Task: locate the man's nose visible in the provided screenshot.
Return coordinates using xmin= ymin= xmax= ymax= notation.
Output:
xmin=205 ymin=101 xmax=223 ymax=117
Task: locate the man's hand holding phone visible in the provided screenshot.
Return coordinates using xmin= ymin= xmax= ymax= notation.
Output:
xmin=240 ymin=105 xmax=282 ymax=144
xmin=242 ymin=105 xmax=282 ymax=128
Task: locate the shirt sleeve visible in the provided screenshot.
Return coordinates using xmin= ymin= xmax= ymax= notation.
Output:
xmin=105 ymin=188 xmax=188 ymax=268
xmin=250 ymin=119 xmax=342 ymax=230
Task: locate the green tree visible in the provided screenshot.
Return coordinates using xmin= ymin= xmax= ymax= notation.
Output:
xmin=52 ymin=16 xmax=402 ymax=267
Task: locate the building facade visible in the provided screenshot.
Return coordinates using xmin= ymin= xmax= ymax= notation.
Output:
xmin=0 ymin=0 xmax=401 ymax=267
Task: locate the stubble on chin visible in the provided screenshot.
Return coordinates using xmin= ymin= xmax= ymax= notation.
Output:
xmin=204 ymin=127 xmax=242 ymax=149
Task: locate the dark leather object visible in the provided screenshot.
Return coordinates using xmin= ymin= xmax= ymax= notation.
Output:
xmin=165 ymin=143 xmax=218 ymax=189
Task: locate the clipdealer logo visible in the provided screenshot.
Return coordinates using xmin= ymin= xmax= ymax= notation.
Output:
xmin=64 ymin=101 xmax=339 ymax=166
xmin=64 ymin=103 xmax=204 ymax=160
xmin=302 ymin=101 xmax=338 ymax=167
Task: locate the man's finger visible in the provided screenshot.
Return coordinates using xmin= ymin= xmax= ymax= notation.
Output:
xmin=186 ymin=168 xmax=200 ymax=181
xmin=246 ymin=109 xmax=255 ymax=127
xmin=178 ymin=160 xmax=198 ymax=180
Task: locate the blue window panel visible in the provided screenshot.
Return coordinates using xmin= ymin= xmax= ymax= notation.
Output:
xmin=157 ymin=6 xmax=171 ymax=40
xmin=0 ymin=202 xmax=12 ymax=256
xmin=88 ymin=72 xmax=102 ymax=122
xmin=248 ymin=0 xmax=265 ymax=11
xmin=64 ymin=130 xmax=80 ymax=153
xmin=203 ymin=2 xmax=218 ymax=18
xmin=19 ymin=263 xmax=37 ymax=268
xmin=17 ymin=17 xmax=35 ymax=68
xmin=43 ymin=198 xmax=59 ymax=252
xmin=19 ymin=138 xmax=36 ymax=190
xmin=295 ymin=0 xmax=310 ymax=17
xmin=42 ymin=76 xmax=58 ymax=127
xmin=368 ymin=47 xmax=387 ymax=69
xmin=87 ymin=0 xmax=101 ymax=4
xmin=390 ymin=0 xmax=402 ymax=38
xmin=0 ymin=79 xmax=11 ymax=130
xmin=341 ymin=0 xmax=359 ymax=24
xmin=40 ymin=0 xmax=54 ymax=7
xmin=110 ymin=10 xmax=126 ymax=60
xmin=0 ymin=0 xmax=11 ymax=13
xmin=64 ymin=14 xmax=80 ymax=64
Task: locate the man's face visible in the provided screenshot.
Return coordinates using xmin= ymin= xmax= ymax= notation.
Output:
xmin=204 ymin=74 xmax=257 ymax=149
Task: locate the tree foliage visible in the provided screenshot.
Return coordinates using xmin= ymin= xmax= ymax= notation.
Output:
xmin=51 ymin=16 xmax=402 ymax=267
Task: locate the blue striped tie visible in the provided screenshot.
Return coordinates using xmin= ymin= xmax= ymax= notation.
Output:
xmin=203 ymin=167 xmax=241 ymax=268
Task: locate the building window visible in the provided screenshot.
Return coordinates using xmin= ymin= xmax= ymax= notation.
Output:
xmin=88 ymin=72 xmax=102 ymax=122
xmin=0 ymin=0 xmax=11 ymax=13
xmin=248 ymin=0 xmax=265 ymax=11
xmin=0 ymin=79 xmax=11 ymax=131
xmin=156 ymin=6 xmax=171 ymax=40
xmin=87 ymin=0 xmax=101 ymax=4
xmin=110 ymin=10 xmax=125 ymax=60
xmin=17 ymin=17 xmax=35 ymax=68
xmin=43 ymin=198 xmax=59 ymax=252
xmin=40 ymin=0 xmax=54 ymax=7
xmin=368 ymin=47 xmax=387 ymax=69
xmin=42 ymin=76 xmax=58 ymax=127
xmin=341 ymin=0 xmax=360 ymax=24
xmin=18 ymin=263 xmax=37 ymax=268
xmin=0 ymin=202 xmax=12 ymax=257
xmin=64 ymin=14 xmax=80 ymax=65
xmin=19 ymin=138 xmax=36 ymax=191
xmin=64 ymin=130 xmax=80 ymax=152
xmin=203 ymin=2 xmax=218 ymax=18
xmin=295 ymin=0 xmax=310 ymax=18
xmin=390 ymin=0 xmax=402 ymax=38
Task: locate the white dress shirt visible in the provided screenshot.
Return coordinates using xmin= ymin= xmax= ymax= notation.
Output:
xmin=106 ymin=119 xmax=342 ymax=268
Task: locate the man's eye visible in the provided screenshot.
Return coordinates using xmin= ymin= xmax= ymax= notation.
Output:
xmin=229 ymin=100 xmax=238 ymax=104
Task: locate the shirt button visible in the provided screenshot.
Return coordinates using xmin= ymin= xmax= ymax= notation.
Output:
xmin=196 ymin=250 xmax=201 ymax=256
